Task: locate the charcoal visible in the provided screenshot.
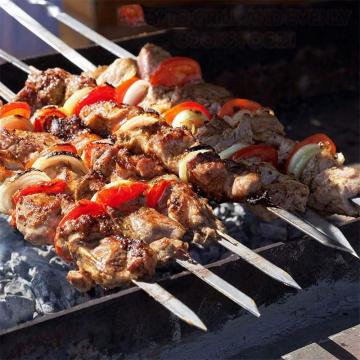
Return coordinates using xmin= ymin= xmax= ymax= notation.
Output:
xmin=0 ymin=295 xmax=35 ymax=330
xmin=4 ymin=278 xmax=34 ymax=299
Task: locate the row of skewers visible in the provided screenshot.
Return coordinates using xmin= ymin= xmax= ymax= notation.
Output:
xmin=0 ymin=0 xmax=359 ymax=330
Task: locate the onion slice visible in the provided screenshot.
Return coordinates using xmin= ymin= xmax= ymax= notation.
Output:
xmin=62 ymin=87 xmax=93 ymax=116
xmin=172 ymin=109 xmax=207 ymax=133
xmin=178 ymin=150 xmax=211 ymax=182
xmin=31 ymin=151 xmax=88 ymax=176
xmin=116 ymin=115 xmax=158 ymax=133
xmin=219 ymin=143 xmax=247 ymax=160
xmin=0 ymin=169 xmax=50 ymax=213
xmin=0 ymin=115 xmax=34 ymax=131
xmin=287 ymin=143 xmax=322 ymax=178
xmin=123 ymin=80 xmax=149 ymax=105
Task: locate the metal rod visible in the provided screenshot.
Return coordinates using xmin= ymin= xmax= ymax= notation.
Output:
xmin=301 ymin=208 xmax=358 ymax=258
xmin=0 ymin=49 xmax=32 ymax=74
xmin=132 ymin=280 xmax=207 ymax=331
xmin=176 ymin=257 xmax=260 ymax=317
xmin=28 ymin=0 xmax=136 ymax=60
xmin=0 ymin=82 xmax=15 ymax=102
xmin=267 ymin=206 xmax=358 ymax=257
xmin=0 ymin=0 xmax=96 ymax=72
xmin=217 ymin=230 xmax=302 ymax=290
xmin=351 ymin=197 xmax=360 ymax=207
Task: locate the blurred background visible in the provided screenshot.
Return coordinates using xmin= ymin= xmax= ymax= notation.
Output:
xmin=0 ymin=0 xmax=358 ymax=161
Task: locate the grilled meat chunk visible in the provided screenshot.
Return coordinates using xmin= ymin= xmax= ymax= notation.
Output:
xmin=79 ymin=101 xmax=144 ymax=136
xmin=74 ymin=171 xmax=107 ymax=201
xmin=158 ymin=179 xmax=225 ymax=246
xmin=64 ymin=74 xmax=96 ymax=100
xmin=137 ymin=43 xmax=171 ymax=80
xmin=95 ymin=58 xmax=138 ymax=87
xmin=44 ymin=115 xmax=88 ymax=142
xmin=308 ymin=166 xmax=360 ymax=217
xmin=15 ymin=193 xmax=73 ymax=246
xmin=0 ymin=129 xmax=58 ymax=167
xmin=56 ymin=211 xmax=115 ymax=260
xmin=69 ymin=236 xmax=157 ymax=291
xmin=197 ymin=115 xmax=253 ymax=153
xmin=16 ymin=68 xmax=70 ymax=110
xmin=119 ymin=207 xmax=186 ymax=244
xmin=149 ymin=238 xmax=188 ymax=267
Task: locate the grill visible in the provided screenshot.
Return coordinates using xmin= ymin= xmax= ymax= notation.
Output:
xmin=0 ymin=1 xmax=359 ymax=358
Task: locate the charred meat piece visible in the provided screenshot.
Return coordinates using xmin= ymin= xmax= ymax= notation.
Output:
xmin=15 ymin=193 xmax=73 ymax=246
xmin=44 ymin=115 xmax=88 ymax=142
xmin=119 ymin=207 xmax=186 ymax=244
xmin=158 ymin=179 xmax=225 ymax=246
xmin=74 ymin=171 xmax=107 ymax=201
xmin=69 ymin=236 xmax=157 ymax=291
xmin=15 ymin=68 xmax=70 ymax=110
xmin=0 ymin=128 xmax=59 ymax=166
xmin=56 ymin=211 xmax=115 ymax=260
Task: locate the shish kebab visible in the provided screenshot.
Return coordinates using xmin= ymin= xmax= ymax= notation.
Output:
xmin=0 ymin=55 xmax=357 ymax=257
xmin=0 ymin=86 xmax=301 ymax=292
xmin=0 ymin=2 xmax=357 ymax=252
xmin=0 ymin=88 xmax=262 ymax=322
xmin=2 ymin=0 xmax=359 ymax=219
xmin=5 ymin=0 xmax=358 ymax=220
xmin=0 ymin=73 xmax=357 ymax=257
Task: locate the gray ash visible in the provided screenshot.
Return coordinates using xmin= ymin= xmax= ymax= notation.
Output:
xmin=0 ymin=203 xmax=301 ymax=331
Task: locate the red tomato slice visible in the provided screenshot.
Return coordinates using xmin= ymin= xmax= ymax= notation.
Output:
xmin=32 ymin=107 xmax=66 ymax=132
xmin=12 ymin=179 xmax=67 ymax=206
xmin=150 ymin=57 xmax=202 ymax=87
xmin=48 ymin=143 xmax=77 ymax=154
xmin=146 ymin=179 xmax=174 ymax=208
xmin=55 ymin=199 xmax=106 ymax=259
xmin=95 ymin=182 xmax=148 ymax=209
xmin=231 ymin=145 xmax=278 ymax=168
xmin=285 ymin=133 xmax=336 ymax=173
xmin=115 ymin=77 xmax=139 ymax=104
xmin=74 ymin=86 xmax=116 ymax=116
xmin=0 ymin=102 xmax=31 ymax=120
xmin=218 ymin=98 xmax=262 ymax=118
xmin=163 ymin=101 xmax=211 ymax=125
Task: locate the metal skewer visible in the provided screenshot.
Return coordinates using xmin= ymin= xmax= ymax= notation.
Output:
xmin=0 ymin=0 xmax=96 ymax=72
xmin=0 ymin=82 xmax=15 ymax=101
xmin=28 ymin=0 xmax=137 ymax=60
xmin=351 ymin=197 xmax=360 ymax=208
xmin=0 ymin=49 xmax=32 ymax=74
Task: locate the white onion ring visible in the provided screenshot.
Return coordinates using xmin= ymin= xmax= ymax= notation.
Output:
xmin=62 ymin=87 xmax=93 ymax=115
xmin=116 ymin=115 xmax=158 ymax=133
xmin=218 ymin=143 xmax=247 ymax=160
xmin=178 ymin=150 xmax=211 ymax=182
xmin=32 ymin=152 xmax=88 ymax=176
xmin=0 ymin=170 xmax=50 ymax=213
xmin=123 ymin=80 xmax=149 ymax=106
xmin=287 ymin=143 xmax=322 ymax=178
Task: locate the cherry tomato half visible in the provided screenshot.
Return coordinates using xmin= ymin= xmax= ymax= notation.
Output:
xmin=0 ymin=102 xmax=31 ymax=120
xmin=218 ymin=98 xmax=262 ymax=118
xmin=150 ymin=57 xmax=202 ymax=87
xmin=163 ymin=101 xmax=211 ymax=125
xmin=231 ymin=145 xmax=278 ymax=168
